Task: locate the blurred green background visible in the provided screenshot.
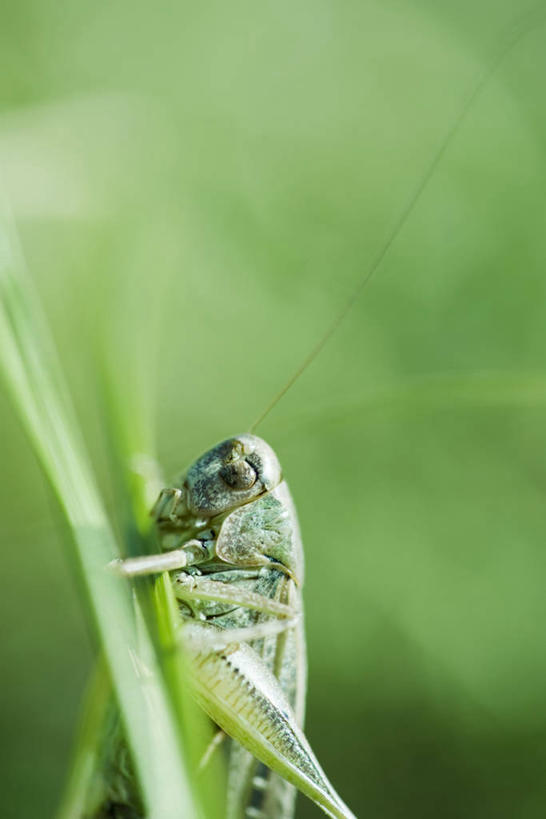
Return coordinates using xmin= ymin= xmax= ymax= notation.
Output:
xmin=2 ymin=0 xmax=546 ymax=816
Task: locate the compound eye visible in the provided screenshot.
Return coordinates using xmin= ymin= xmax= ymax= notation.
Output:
xmin=219 ymin=459 xmax=257 ymax=490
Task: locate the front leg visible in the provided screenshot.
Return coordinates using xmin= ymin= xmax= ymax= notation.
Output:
xmin=151 ymin=486 xmax=186 ymax=523
xmin=108 ymin=539 xmax=209 ymax=577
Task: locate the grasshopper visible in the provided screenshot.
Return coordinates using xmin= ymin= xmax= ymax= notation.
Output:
xmin=111 ymin=433 xmax=355 ymax=819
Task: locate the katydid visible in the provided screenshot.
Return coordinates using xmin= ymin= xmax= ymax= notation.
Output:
xmin=111 ymin=434 xmax=355 ymax=819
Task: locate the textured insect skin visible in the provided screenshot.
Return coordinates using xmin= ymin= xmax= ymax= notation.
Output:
xmin=148 ymin=433 xmax=355 ymax=819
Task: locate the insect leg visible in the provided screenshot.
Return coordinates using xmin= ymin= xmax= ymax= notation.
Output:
xmin=107 ymin=539 xmax=208 ymax=577
xmin=173 ymin=573 xmax=299 ymax=619
xmin=198 ymin=729 xmax=226 ymax=773
xmin=183 ymin=618 xmax=300 ymax=654
xmin=150 ymin=486 xmax=185 ymax=522
xmin=187 ymin=635 xmax=356 ymax=819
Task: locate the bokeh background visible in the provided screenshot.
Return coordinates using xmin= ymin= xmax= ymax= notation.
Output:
xmin=2 ymin=0 xmax=546 ymax=816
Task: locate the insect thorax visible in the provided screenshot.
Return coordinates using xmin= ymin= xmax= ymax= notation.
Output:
xmin=156 ymin=480 xmax=304 ymax=588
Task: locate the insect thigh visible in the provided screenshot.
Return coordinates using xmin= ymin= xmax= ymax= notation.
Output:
xmin=185 ymin=625 xmax=354 ymax=819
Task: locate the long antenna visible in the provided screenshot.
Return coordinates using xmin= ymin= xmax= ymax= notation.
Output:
xmin=249 ymin=11 xmax=540 ymax=433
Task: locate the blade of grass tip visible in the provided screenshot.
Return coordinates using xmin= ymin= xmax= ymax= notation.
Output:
xmin=0 ymin=195 xmax=201 ymax=819
xmin=92 ymin=226 xmax=169 ymax=544
xmin=95 ymin=351 xmax=162 ymax=553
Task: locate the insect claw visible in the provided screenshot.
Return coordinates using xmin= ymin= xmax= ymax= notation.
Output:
xmin=106 ymin=558 xmax=126 ymax=576
xmin=151 ymin=486 xmax=186 ymax=522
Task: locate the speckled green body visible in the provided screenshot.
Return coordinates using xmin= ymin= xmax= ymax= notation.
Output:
xmin=156 ymin=438 xmax=307 ymax=818
xmin=101 ymin=434 xmax=354 ymax=819
xmin=152 ymin=434 xmax=354 ymax=819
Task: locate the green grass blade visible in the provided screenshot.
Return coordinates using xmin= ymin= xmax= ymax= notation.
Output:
xmin=0 ymin=199 xmax=201 ymax=819
xmin=56 ymin=657 xmax=113 ymax=819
